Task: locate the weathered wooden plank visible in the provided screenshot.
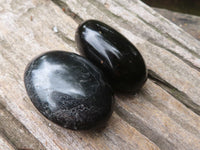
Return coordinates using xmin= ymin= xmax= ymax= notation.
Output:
xmin=0 ymin=102 xmax=45 ymax=150
xmin=40 ymin=0 xmax=200 ymax=149
xmin=0 ymin=0 xmax=160 ymax=149
xmin=0 ymin=133 xmax=16 ymax=150
xmin=115 ymin=80 xmax=200 ymax=150
xmin=0 ymin=0 xmax=200 ymax=149
xmin=153 ymin=8 xmax=200 ymax=41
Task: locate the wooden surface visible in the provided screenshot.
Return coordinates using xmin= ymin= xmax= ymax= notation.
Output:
xmin=154 ymin=8 xmax=200 ymax=41
xmin=0 ymin=0 xmax=200 ymax=149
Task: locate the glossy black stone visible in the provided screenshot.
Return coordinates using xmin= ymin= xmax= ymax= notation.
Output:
xmin=76 ymin=20 xmax=147 ymax=93
xmin=24 ymin=51 xmax=114 ymax=130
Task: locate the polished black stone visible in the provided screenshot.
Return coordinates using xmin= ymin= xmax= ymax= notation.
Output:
xmin=24 ymin=51 xmax=114 ymax=130
xmin=76 ymin=20 xmax=148 ymax=93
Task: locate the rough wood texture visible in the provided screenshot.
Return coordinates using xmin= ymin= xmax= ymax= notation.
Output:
xmin=0 ymin=132 xmax=17 ymax=150
xmin=154 ymin=8 xmax=200 ymax=41
xmin=0 ymin=0 xmax=199 ymax=150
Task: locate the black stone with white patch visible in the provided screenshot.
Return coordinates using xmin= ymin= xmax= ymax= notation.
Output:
xmin=24 ymin=51 xmax=114 ymax=130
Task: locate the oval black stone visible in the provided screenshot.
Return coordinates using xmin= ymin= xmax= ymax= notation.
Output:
xmin=76 ymin=20 xmax=147 ymax=93
xmin=24 ymin=51 xmax=114 ymax=130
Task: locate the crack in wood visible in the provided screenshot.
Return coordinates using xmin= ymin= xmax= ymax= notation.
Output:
xmin=148 ymin=69 xmax=200 ymax=116
xmin=163 ymin=47 xmax=200 ymax=72
xmin=0 ymin=127 xmax=18 ymax=150
xmin=141 ymin=35 xmax=200 ymax=72
xmin=140 ymin=89 xmax=200 ymax=139
xmin=0 ymin=99 xmax=46 ymax=150
xmin=146 ymin=41 xmax=200 ymax=72
xmin=137 ymin=15 xmax=200 ymax=60
xmin=54 ymin=29 xmax=77 ymax=49
xmin=114 ymin=104 xmax=175 ymax=150
xmin=51 ymin=0 xmax=83 ymax=24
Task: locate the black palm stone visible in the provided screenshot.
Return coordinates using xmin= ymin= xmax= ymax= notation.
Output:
xmin=24 ymin=51 xmax=114 ymax=130
xmin=76 ymin=20 xmax=147 ymax=93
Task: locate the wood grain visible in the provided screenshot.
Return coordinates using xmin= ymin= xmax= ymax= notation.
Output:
xmin=0 ymin=0 xmax=199 ymax=149
xmin=0 ymin=131 xmax=17 ymax=150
